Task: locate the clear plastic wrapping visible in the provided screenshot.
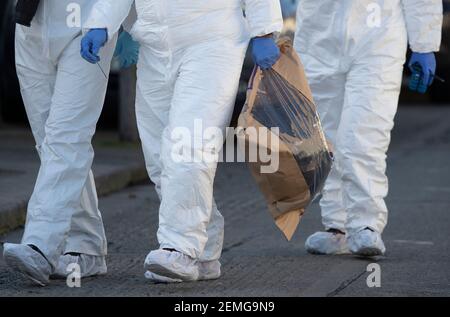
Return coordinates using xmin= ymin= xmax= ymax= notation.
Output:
xmin=251 ymin=69 xmax=333 ymax=200
xmin=238 ymin=39 xmax=332 ymax=240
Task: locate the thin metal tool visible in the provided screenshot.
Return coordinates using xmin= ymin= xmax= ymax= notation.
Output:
xmin=97 ymin=62 xmax=108 ymax=79
xmin=434 ymin=75 xmax=445 ymax=83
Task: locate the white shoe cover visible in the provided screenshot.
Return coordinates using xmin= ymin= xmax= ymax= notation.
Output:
xmin=198 ymin=260 xmax=221 ymax=280
xmin=348 ymin=228 xmax=386 ymax=256
xmin=144 ymin=249 xmax=199 ymax=281
xmin=3 ymin=243 xmax=52 ymax=286
xmin=305 ymin=231 xmax=350 ymax=255
xmin=51 ymin=254 xmax=107 ymax=279
xmin=144 ymin=259 xmax=221 ymax=283
xmin=144 ymin=271 xmax=183 ymax=283
xmin=144 ymin=260 xmax=221 ymax=283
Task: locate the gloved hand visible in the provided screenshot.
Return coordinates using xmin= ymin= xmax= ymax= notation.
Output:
xmin=114 ymin=31 xmax=140 ymax=68
xmin=251 ymin=36 xmax=280 ymax=70
xmin=408 ymin=52 xmax=436 ymax=94
xmin=81 ymin=28 xmax=108 ymax=64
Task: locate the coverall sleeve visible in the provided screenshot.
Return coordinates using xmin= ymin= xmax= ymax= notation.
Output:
xmin=243 ymin=0 xmax=284 ymax=38
xmin=84 ymin=0 xmax=135 ymax=41
xmin=401 ymin=0 xmax=443 ymax=52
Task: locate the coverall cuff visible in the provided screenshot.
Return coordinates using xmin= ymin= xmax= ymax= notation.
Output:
xmin=82 ymin=26 xmax=117 ymax=43
xmin=408 ymin=44 xmax=441 ymax=54
xmin=64 ymin=240 xmax=107 ymax=257
xmin=250 ymin=22 xmax=284 ymax=39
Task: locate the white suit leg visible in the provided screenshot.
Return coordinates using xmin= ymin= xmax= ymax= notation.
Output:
xmin=15 ymin=26 xmax=56 ymax=146
xmin=15 ymin=27 xmax=109 ymax=258
xmin=64 ymin=170 xmax=107 ymax=256
xmin=157 ymin=40 xmax=247 ymax=259
xmin=135 ymin=50 xmax=173 ymax=198
xmin=338 ymin=42 xmax=407 ymax=235
xmin=136 ymin=43 xmax=228 ymax=262
xmin=20 ymin=35 xmax=116 ymax=266
xmin=199 ymin=200 xmax=224 ymax=262
xmin=299 ymin=53 xmax=347 ymax=232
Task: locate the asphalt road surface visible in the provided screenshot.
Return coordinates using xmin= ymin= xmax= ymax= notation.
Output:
xmin=1 ymin=106 xmax=449 ymax=296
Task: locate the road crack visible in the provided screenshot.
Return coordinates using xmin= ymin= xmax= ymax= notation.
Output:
xmin=327 ymin=270 xmax=367 ymax=297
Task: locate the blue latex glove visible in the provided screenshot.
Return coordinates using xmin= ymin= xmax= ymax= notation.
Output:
xmin=408 ymin=52 xmax=436 ymax=94
xmin=114 ymin=31 xmax=140 ymax=68
xmin=80 ymin=28 xmax=108 ymax=64
xmin=251 ymin=37 xmax=280 ymax=70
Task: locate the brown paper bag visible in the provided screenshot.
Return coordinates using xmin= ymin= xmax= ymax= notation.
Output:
xmin=237 ymin=39 xmax=333 ymax=241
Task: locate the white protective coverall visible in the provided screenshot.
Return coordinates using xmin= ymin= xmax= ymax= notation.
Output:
xmin=16 ymin=0 xmax=117 ymax=267
xmin=294 ymin=0 xmax=442 ymax=234
xmin=85 ymin=0 xmax=283 ymax=261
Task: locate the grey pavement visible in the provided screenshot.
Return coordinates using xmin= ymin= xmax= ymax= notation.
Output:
xmin=0 ymin=128 xmax=147 ymax=234
xmin=0 ymin=105 xmax=449 ymax=296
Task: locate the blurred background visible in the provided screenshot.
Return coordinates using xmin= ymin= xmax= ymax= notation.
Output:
xmin=0 ymin=0 xmax=449 ymax=138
